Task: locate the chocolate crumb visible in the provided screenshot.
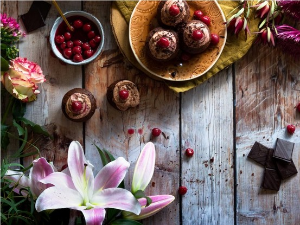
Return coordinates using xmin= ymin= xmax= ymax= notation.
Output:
xmin=171 ymin=71 xmax=176 ymax=77
xmin=210 ymin=157 xmax=214 ymax=163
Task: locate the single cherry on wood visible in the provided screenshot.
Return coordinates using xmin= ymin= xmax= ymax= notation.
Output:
xmin=200 ymin=15 xmax=211 ymax=26
xmin=178 ymin=186 xmax=188 ymax=195
xmin=210 ymin=34 xmax=220 ymax=45
xmin=185 ymin=148 xmax=194 ymax=157
xmin=287 ymin=124 xmax=296 ymax=134
xmin=157 ymin=37 xmax=170 ymax=48
xmin=152 ymin=128 xmax=162 ymax=137
xmin=194 ymin=10 xmax=204 ymax=20
xmin=169 ymin=4 xmax=180 ymax=17
xmin=119 ymin=90 xmax=129 ymax=100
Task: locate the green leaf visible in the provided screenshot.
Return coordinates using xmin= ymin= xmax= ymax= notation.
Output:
xmin=12 ymin=101 xmax=26 ymax=120
xmin=18 ymin=118 xmax=50 ymax=137
xmin=1 ymin=124 xmax=10 ymax=150
xmin=103 ymin=149 xmax=116 ymax=161
xmin=145 ymin=196 xmax=152 ymax=206
xmin=95 ymin=145 xmax=109 ymax=166
xmin=1 ymin=56 xmax=9 ymax=71
xmin=133 ymin=190 xmax=146 ymax=199
xmin=110 ymin=219 xmax=142 ymax=225
xmin=106 ymin=208 xmax=121 ymax=224
xmin=13 ymin=120 xmax=25 ymax=136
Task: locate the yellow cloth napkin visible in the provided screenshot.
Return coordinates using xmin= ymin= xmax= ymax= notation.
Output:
xmin=114 ymin=1 xmax=260 ymax=92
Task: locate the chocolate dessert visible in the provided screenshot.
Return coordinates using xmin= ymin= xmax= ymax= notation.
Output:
xmin=107 ymin=80 xmax=140 ymax=111
xmin=157 ymin=0 xmax=190 ymax=28
xmin=179 ymin=20 xmax=211 ymax=54
xmin=62 ymin=88 xmax=96 ymax=122
xmin=146 ymin=27 xmax=179 ymax=62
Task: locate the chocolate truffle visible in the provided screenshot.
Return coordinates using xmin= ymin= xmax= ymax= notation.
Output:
xmin=62 ymin=88 xmax=96 ymax=122
xmin=107 ymin=80 xmax=140 ymax=111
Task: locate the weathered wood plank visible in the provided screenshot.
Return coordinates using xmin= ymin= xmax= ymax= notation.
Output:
xmin=181 ymin=68 xmax=235 ymax=224
xmin=235 ymin=44 xmax=300 ymax=225
xmin=17 ymin=1 xmax=83 ymax=169
xmin=83 ymin=2 xmax=180 ymax=224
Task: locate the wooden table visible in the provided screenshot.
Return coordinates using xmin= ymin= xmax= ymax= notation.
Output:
xmin=2 ymin=1 xmax=300 ymax=225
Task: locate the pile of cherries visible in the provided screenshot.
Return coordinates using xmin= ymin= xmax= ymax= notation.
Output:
xmin=54 ymin=16 xmax=101 ymax=62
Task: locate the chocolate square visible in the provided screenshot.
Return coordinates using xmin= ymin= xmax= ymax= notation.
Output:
xmin=273 ymin=138 xmax=294 ymax=162
xmin=265 ymin=149 xmax=276 ymax=169
xmin=275 ymin=160 xmax=298 ymax=180
xmin=262 ymin=168 xmax=281 ymax=191
xmin=21 ymin=7 xmax=45 ymax=33
xmin=247 ymin=142 xmax=269 ymax=166
xmin=29 ymin=1 xmax=51 ymax=21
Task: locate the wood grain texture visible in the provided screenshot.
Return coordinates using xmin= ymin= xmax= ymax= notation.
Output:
xmin=181 ymin=68 xmax=235 ymax=225
xmin=83 ymin=2 xmax=180 ymax=224
xmin=235 ymin=44 xmax=300 ymax=225
xmin=17 ymin=1 xmax=83 ymax=168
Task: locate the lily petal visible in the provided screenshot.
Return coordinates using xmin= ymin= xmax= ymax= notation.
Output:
xmin=123 ymin=195 xmax=175 ymax=220
xmin=35 ymin=186 xmax=83 ymax=212
xmin=94 ymin=157 xmax=129 ymax=191
xmin=40 ymin=172 xmax=76 ymax=190
xmin=91 ymin=188 xmax=141 ymax=215
xmin=132 ymin=142 xmax=156 ymax=193
xmin=4 ymin=170 xmax=30 ymax=197
xmin=80 ymin=208 xmax=106 ymax=225
xmin=29 ymin=157 xmax=54 ymax=198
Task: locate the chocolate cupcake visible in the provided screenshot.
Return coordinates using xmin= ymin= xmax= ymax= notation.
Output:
xmin=107 ymin=80 xmax=140 ymax=111
xmin=157 ymin=0 xmax=190 ymax=28
xmin=146 ymin=27 xmax=179 ymax=62
xmin=180 ymin=20 xmax=211 ymax=54
xmin=62 ymin=88 xmax=96 ymax=122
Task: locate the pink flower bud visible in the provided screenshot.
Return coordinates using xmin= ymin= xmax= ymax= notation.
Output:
xmin=235 ymin=17 xmax=244 ymax=36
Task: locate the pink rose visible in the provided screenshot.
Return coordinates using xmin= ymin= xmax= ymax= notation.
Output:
xmin=2 ymin=57 xmax=46 ymax=102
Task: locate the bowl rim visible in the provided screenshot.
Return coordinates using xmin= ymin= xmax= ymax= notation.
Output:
xmin=128 ymin=0 xmax=228 ymax=82
xmin=50 ymin=11 xmax=104 ymax=65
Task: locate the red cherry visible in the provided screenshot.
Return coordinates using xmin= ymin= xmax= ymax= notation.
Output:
xmin=194 ymin=10 xmax=204 ymax=20
xmin=82 ymin=43 xmax=91 ymax=50
xmin=64 ymin=32 xmax=72 ymax=40
xmin=181 ymin=53 xmax=191 ymax=61
xmin=89 ymin=39 xmax=97 ymax=48
xmin=73 ymin=46 xmax=82 ymax=55
xmin=200 ymin=15 xmax=211 ymax=26
xmin=67 ymin=41 xmax=73 ymax=48
xmin=169 ymin=5 xmax=180 ymax=17
xmin=287 ymin=124 xmax=296 ymax=134
xmin=152 ymin=128 xmax=161 ymax=137
xmin=63 ymin=48 xmax=73 ymax=59
xmin=55 ymin=35 xmax=65 ymax=44
xmin=178 ymin=186 xmax=188 ymax=195
xmin=83 ymin=23 xmax=92 ymax=32
xmin=71 ymin=101 xmax=83 ymax=112
xmin=157 ymin=37 xmax=170 ymax=48
xmin=185 ymin=148 xmax=194 ymax=157
xmin=60 ymin=42 xmax=67 ymax=49
xmin=119 ymin=90 xmax=129 ymax=100
xmin=210 ymin=34 xmax=220 ymax=45
xmin=84 ymin=49 xmax=94 ymax=58
xmin=88 ymin=31 xmax=96 ymax=39
xmin=192 ymin=30 xmax=203 ymax=41
xmin=73 ymin=54 xmax=84 ymax=62
xmin=94 ymin=36 xmax=101 ymax=43
xmin=73 ymin=40 xmax=83 ymax=46
xmin=73 ymin=20 xmax=83 ymax=29
xmin=297 ymin=102 xmax=300 ymax=113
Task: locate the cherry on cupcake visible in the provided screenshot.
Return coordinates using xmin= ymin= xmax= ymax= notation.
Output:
xmin=287 ymin=124 xmax=296 ymax=134
xmin=73 ymin=19 xmax=83 ymax=29
xmin=178 ymin=186 xmax=188 ymax=195
xmin=169 ymin=4 xmax=180 ymax=17
xmin=152 ymin=128 xmax=162 ymax=137
xmin=210 ymin=34 xmax=220 ymax=45
xmin=73 ymin=54 xmax=83 ymax=62
xmin=71 ymin=101 xmax=83 ymax=112
xmin=83 ymin=23 xmax=92 ymax=32
xmin=88 ymin=31 xmax=96 ymax=39
xmin=74 ymin=40 xmax=83 ymax=46
xmin=185 ymin=148 xmax=194 ymax=157
xmin=63 ymin=48 xmax=73 ymax=59
xmin=55 ymin=35 xmax=65 ymax=44
xmin=192 ymin=30 xmax=203 ymax=41
xmin=194 ymin=10 xmax=204 ymax=20
xmin=157 ymin=37 xmax=170 ymax=48
xmin=67 ymin=41 xmax=74 ymax=48
xmin=200 ymin=15 xmax=211 ymax=26
xmin=119 ymin=90 xmax=129 ymax=100
xmin=64 ymin=32 xmax=72 ymax=40
xmin=84 ymin=49 xmax=94 ymax=58
xmin=73 ymin=46 xmax=82 ymax=55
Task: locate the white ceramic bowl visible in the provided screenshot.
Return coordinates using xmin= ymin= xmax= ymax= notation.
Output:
xmin=50 ymin=11 xmax=104 ymax=65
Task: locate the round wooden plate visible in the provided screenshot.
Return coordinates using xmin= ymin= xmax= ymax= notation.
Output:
xmin=129 ymin=0 xmax=227 ymax=81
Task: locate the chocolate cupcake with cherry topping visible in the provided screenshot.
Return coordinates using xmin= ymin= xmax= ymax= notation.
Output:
xmin=107 ymin=80 xmax=140 ymax=111
xmin=146 ymin=27 xmax=179 ymax=62
xmin=157 ymin=0 xmax=190 ymax=28
xmin=62 ymin=88 xmax=96 ymax=122
xmin=180 ymin=20 xmax=211 ymax=54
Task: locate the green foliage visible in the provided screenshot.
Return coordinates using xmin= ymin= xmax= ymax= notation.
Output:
xmin=1 ymin=56 xmax=9 ymax=71
xmin=133 ymin=190 xmax=152 ymax=206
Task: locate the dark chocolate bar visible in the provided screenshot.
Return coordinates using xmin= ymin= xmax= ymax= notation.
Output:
xmin=275 ymin=160 xmax=298 ymax=180
xmin=265 ymin=149 xmax=276 ymax=169
xmin=273 ymin=138 xmax=294 ymax=162
xmin=262 ymin=168 xmax=281 ymax=191
xmin=247 ymin=142 xmax=269 ymax=166
xmin=21 ymin=7 xmax=45 ymax=33
xmin=29 ymin=1 xmax=51 ymax=21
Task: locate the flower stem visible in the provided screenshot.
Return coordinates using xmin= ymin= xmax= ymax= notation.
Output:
xmin=2 ymin=95 xmax=15 ymax=124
